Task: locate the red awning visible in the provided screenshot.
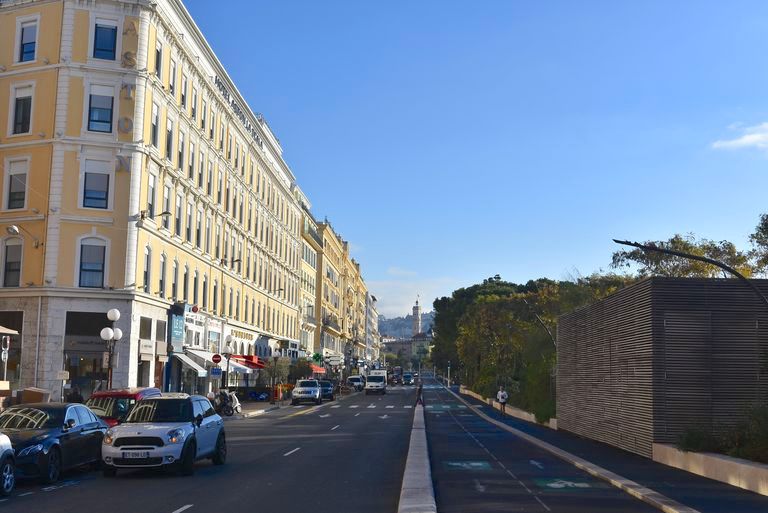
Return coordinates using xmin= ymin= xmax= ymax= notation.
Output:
xmin=311 ymin=364 xmax=325 ymax=374
xmin=232 ymin=355 xmax=266 ymax=369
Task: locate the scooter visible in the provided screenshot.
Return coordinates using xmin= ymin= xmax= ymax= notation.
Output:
xmin=229 ymin=390 xmax=242 ymax=414
xmin=214 ymin=390 xmax=235 ymax=416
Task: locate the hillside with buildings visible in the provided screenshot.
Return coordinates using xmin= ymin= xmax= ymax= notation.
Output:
xmin=379 ymin=310 xmax=435 ymax=338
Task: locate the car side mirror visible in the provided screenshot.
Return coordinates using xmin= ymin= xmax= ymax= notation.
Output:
xmin=195 ymin=414 xmax=203 ymax=427
xmin=64 ymin=419 xmax=76 ymax=430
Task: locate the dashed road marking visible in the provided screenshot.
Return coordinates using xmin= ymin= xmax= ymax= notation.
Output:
xmin=367 ymin=404 xmax=376 ymax=409
xmin=171 ymin=506 xmax=194 ymax=513
xmin=355 ymin=412 xmax=360 ymax=417
xmin=283 ymin=447 xmax=301 ymax=456
xmin=404 ymin=405 xmax=413 ymax=409
xmin=331 ymin=425 xmax=340 ymax=431
xmin=386 ymin=405 xmax=394 ymax=409
xmin=18 ymin=492 xmax=34 ymax=497
xmin=349 ymin=405 xmax=359 ymax=409
xmin=331 ymin=405 xmax=340 ymax=408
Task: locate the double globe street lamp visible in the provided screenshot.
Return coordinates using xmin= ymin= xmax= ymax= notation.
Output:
xmin=99 ymin=308 xmax=122 ymax=390
xmin=222 ymin=336 xmax=235 ymax=389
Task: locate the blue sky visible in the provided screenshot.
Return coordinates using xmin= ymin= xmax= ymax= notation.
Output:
xmin=185 ymin=0 xmax=768 ymax=317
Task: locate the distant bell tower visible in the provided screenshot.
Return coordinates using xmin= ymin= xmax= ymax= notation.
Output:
xmin=412 ymin=296 xmax=422 ymax=335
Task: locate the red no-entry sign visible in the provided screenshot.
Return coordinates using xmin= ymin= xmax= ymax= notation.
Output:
xmin=212 ymin=353 xmax=222 ymax=364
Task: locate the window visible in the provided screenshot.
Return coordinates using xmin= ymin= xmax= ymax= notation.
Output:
xmin=183 ymin=266 xmax=189 ymax=300
xmin=159 ymin=254 xmax=166 ymax=297
xmin=188 ymin=142 xmax=195 ymax=180
xmin=142 ymin=246 xmax=151 ymax=293
xmin=175 ymin=194 xmax=183 ymax=237
xmin=151 ymin=103 xmax=159 ymax=147
xmin=181 ymin=76 xmax=188 ymax=108
xmin=215 ymin=224 xmax=221 ymax=259
xmin=82 ymin=160 xmax=110 ymax=209
xmin=207 ymin=162 xmax=213 ymax=195
xmin=171 ymin=261 xmax=178 ymax=299
xmin=193 ymin=271 xmax=199 ymax=305
xmin=177 ymin=131 xmax=185 ymax=170
xmin=139 ymin=317 xmax=151 ymax=339
xmin=154 ymin=41 xmax=162 ymax=80
xmin=169 ymin=60 xmax=177 ymax=96
xmin=6 ymin=159 xmax=27 ymax=210
xmin=212 ymin=280 xmax=218 ymax=312
xmin=3 ymin=239 xmax=21 ymax=287
xmin=205 ymin=215 xmax=211 ymax=254
xmin=195 ymin=210 xmax=202 ymax=248
xmin=12 ymin=85 xmax=32 ymax=135
xmin=217 ymin=173 xmax=223 ymax=204
xmin=198 ymin=152 xmax=204 ymax=188
xmin=147 ymin=174 xmax=156 ymax=217
xmin=93 ymin=23 xmax=117 ymax=60
xmin=18 ymin=20 xmax=37 ymax=63
xmin=209 ymin=111 xmax=215 ymax=139
xmin=191 ymin=88 xmax=197 ymax=119
xmin=79 ymin=238 xmax=106 ymax=288
xmin=201 ymin=100 xmax=207 ymax=131
xmin=165 ymin=118 xmax=174 ymax=159
xmin=186 ymin=204 xmax=193 ymax=242
xmin=162 ymin=185 xmax=171 ymax=229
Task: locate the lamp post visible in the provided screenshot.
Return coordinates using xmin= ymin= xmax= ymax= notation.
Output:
xmin=222 ymin=337 xmax=234 ymax=390
xmin=271 ymin=355 xmax=280 ymax=405
xmin=99 ymin=308 xmax=123 ymax=390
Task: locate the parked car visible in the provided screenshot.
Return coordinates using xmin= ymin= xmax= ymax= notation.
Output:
xmin=101 ymin=394 xmax=226 ymax=477
xmin=403 ymin=373 xmax=414 ymax=386
xmin=291 ymin=380 xmax=322 ymax=405
xmin=318 ymin=380 xmax=335 ymax=401
xmin=346 ymin=376 xmax=363 ymax=392
xmin=0 ymin=403 xmax=107 ymax=484
xmin=85 ymin=387 xmax=162 ymax=427
xmin=0 ymin=433 xmax=14 ymax=496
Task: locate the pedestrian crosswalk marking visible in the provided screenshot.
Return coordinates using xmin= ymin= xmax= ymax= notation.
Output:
xmin=349 ymin=405 xmax=359 ymax=408
xmin=331 ymin=405 xmax=340 ymax=408
xmin=404 ymin=405 xmax=413 ymax=408
xmin=367 ymin=404 xmax=376 ymax=408
xmin=386 ymin=405 xmax=394 ymax=408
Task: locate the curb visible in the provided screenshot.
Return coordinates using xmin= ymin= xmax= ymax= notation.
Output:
xmin=398 ymin=405 xmax=437 ymax=513
xmin=447 ymin=388 xmax=701 ymax=513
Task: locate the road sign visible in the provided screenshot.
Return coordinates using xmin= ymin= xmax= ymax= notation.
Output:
xmin=212 ymin=353 xmax=222 ymax=364
xmin=210 ymin=367 xmax=222 ymax=377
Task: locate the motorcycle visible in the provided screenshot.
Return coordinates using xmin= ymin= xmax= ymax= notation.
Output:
xmin=214 ymin=390 xmax=235 ymax=416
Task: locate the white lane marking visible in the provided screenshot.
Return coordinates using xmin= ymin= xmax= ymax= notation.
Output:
xmin=283 ymin=447 xmax=301 ymax=456
xmin=386 ymin=405 xmax=394 ymax=409
xmin=517 ymin=479 xmax=533 ymax=494
xmin=530 ymin=460 xmax=544 ymax=470
xmin=18 ymin=492 xmax=34 ymax=497
xmin=331 ymin=405 xmax=340 ymax=408
xmin=404 ymin=405 xmax=413 ymax=409
xmin=474 ymin=479 xmax=486 ymax=493
xmin=367 ymin=404 xmax=376 ymax=408
xmin=355 ymin=412 xmax=360 ymax=417
xmin=331 ymin=425 xmax=340 ymax=431
xmin=536 ymin=496 xmax=551 ymax=512
xmin=379 ymin=414 xmax=389 ymax=419
xmin=319 ymin=414 xmax=331 ymax=418
xmin=292 ymin=405 xmax=302 ymax=409
xmin=171 ymin=506 xmax=194 ymax=513
xmin=349 ymin=405 xmax=359 ymax=409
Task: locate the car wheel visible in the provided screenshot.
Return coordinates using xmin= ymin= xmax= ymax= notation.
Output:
xmin=178 ymin=440 xmax=196 ymax=476
xmin=212 ymin=433 xmax=227 ymax=465
xmin=102 ymin=466 xmax=117 ymax=478
xmin=0 ymin=457 xmax=15 ymax=496
xmin=41 ymin=447 xmax=61 ymax=484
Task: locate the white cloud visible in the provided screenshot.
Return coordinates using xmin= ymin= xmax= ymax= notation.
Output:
xmin=368 ymin=277 xmax=463 ymax=318
xmin=387 ymin=266 xmax=418 ymax=278
xmin=712 ymin=122 xmax=768 ymax=150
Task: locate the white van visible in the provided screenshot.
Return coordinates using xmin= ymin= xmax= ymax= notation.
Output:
xmin=365 ymin=370 xmax=387 ymax=395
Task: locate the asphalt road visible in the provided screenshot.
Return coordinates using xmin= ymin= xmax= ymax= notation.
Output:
xmin=0 ymin=388 xmax=416 ymax=513
xmin=424 ymin=382 xmax=659 ymax=513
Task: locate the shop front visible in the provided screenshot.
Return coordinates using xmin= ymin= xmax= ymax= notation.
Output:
xmin=64 ymin=311 xmax=112 ymax=399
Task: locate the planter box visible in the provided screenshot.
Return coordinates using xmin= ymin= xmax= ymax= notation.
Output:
xmin=653 ymin=443 xmax=768 ymax=496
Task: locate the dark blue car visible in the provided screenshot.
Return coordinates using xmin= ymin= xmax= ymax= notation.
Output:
xmin=318 ymin=380 xmax=335 ymax=401
xmin=0 ymin=403 xmax=107 ymax=483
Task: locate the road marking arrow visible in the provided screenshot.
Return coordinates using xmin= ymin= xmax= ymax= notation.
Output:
xmin=530 ymin=460 xmax=544 ymax=470
xmin=379 ymin=414 xmax=389 ymax=419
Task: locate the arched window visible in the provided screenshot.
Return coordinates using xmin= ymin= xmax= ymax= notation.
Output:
xmin=212 ymin=280 xmax=218 ymax=312
xmin=202 ymin=275 xmax=208 ymax=309
xmin=171 ymin=260 xmax=178 ymax=299
xmin=193 ymin=271 xmax=199 ymax=305
xmin=228 ymin=288 xmax=233 ymax=317
xmin=2 ymin=238 xmax=22 ymax=287
xmin=235 ymin=291 xmax=240 ymax=319
xmin=182 ymin=265 xmax=189 ymax=300
xmin=158 ymin=254 xmax=166 ymax=297
xmin=142 ymin=246 xmax=151 ymax=293
xmin=78 ymin=236 xmax=108 ymax=288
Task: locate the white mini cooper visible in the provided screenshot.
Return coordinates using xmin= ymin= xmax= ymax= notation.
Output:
xmin=101 ymin=394 xmax=226 ymax=476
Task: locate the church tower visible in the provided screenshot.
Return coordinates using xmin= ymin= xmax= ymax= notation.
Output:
xmin=412 ymin=297 xmax=422 ymax=335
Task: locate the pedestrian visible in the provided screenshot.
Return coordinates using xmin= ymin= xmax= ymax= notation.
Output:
xmin=415 ymin=380 xmax=424 ymax=406
xmin=497 ymin=385 xmax=508 ymax=415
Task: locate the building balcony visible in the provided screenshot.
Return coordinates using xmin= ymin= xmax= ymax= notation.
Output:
xmin=305 ymin=225 xmax=323 ymax=247
xmin=323 ymin=315 xmax=341 ymax=333
xmin=303 ymin=313 xmax=317 ymax=327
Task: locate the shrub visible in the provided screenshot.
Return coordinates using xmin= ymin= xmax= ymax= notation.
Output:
xmin=677 ymin=428 xmax=723 ymax=453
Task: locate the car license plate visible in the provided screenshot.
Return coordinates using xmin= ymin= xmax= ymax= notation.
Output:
xmin=122 ymin=451 xmax=150 ymax=459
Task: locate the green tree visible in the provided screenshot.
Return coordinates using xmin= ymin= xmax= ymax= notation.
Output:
xmin=289 ymin=359 xmax=313 ymax=381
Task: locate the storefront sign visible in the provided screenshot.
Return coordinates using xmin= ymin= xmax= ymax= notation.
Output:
xmin=139 ymin=339 xmax=154 ymax=355
xmin=229 ymin=328 xmax=254 ymax=341
xmin=169 ymin=313 xmax=185 ymax=353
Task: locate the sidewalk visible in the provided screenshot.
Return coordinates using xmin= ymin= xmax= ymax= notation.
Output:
xmin=456 ymin=388 xmax=768 ymax=513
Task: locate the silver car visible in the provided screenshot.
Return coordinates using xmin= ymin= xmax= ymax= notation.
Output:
xmin=0 ymin=433 xmax=13 ymax=496
xmin=291 ymin=380 xmax=322 ymax=405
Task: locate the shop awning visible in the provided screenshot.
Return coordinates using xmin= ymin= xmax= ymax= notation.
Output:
xmin=186 ymin=349 xmax=253 ymax=374
xmin=232 ymin=355 xmax=266 ymax=369
xmin=173 ymin=353 xmax=207 ymax=378
xmin=0 ymin=326 xmax=18 ymax=336
xmin=311 ymin=364 xmax=325 ymax=374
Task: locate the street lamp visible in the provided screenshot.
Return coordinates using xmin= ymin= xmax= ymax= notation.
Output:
xmin=99 ymin=308 xmax=123 ymax=389
xmin=222 ymin=336 xmax=234 ymax=389
xmin=270 ymin=355 xmax=280 ymax=404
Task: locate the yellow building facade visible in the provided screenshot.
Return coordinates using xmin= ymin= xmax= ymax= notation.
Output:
xmin=0 ymin=0 xmax=316 ymax=398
